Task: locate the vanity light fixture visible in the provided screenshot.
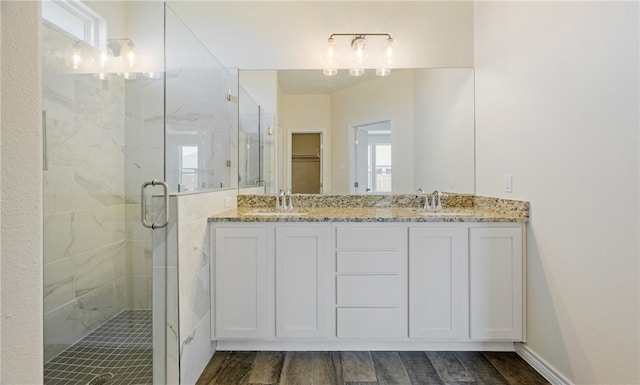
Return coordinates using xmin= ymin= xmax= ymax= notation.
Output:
xmin=323 ymin=33 xmax=394 ymax=77
xmin=68 ymin=38 xmax=141 ymax=80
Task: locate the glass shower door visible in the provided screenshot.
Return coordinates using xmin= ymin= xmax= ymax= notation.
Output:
xmin=42 ymin=1 xmax=168 ymax=384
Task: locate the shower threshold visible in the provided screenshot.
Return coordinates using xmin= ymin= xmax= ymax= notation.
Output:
xmin=44 ymin=310 xmax=152 ymax=385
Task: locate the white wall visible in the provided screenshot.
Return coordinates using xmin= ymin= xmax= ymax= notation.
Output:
xmin=282 ymin=94 xmax=333 ymax=192
xmin=168 ymin=1 xmax=474 ymax=70
xmin=332 ymin=70 xmax=414 ymax=193
xmin=474 ymin=2 xmax=639 ymax=384
xmin=414 ymin=68 xmax=475 ymax=193
xmin=0 ymin=2 xmax=43 ymax=384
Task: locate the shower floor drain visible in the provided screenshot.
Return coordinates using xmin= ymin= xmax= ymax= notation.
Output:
xmin=87 ymin=373 xmax=113 ymax=385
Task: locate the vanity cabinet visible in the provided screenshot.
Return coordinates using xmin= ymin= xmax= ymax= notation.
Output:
xmin=213 ymin=227 xmax=268 ymax=339
xmin=210 ymin=221 xmax=525 ymax=347
xmin=334 ymin=225 xmax=406 ymax=339
xmin=275 ymin=225 xmax=331 ymax=338
xmin=469 ymin=226 xmax=524 ymax=341
xmin=408 ymin=225 xmax=468 ymax=339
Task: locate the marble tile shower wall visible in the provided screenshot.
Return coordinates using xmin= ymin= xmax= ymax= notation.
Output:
xmin=174 ymin=190 xmax=238 ymax=385
xmin=124 ymin=76 xmax=165 ymax=311
xmin=165 ymin=69 xmax=239 ymax=193
xmin=43 ymin=73 xmax=128 ymax=361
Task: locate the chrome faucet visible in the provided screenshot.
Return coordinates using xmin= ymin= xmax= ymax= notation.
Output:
xmin=417 ymin=189 xmax=430 ymax=211
xmin=285 ymin=190 xmax=294 ymax=210
xmin=276 ymin=190 xmax=294 ymax=211
xmin=431 ymin=190 xmax=442 ymax=211
xmin=276 ymin=190 xmax=285 ymax=210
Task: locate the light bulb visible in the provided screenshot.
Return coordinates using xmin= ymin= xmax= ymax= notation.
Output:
xmin=118 ymin=72 xmax=137 ymax=80
xmin=376 ymin=37 xmax=393 ymax=76
xmin=349 ymin=68 xmax=365 ymax=77
xmin=99 ymin=50 xmax=109 ymax=69
xmin=385 ymin=37 xmax=393 ymax=63
xmin=323 ymin=37 xmax=338 ymax=77
xmin=71 ymin=46 xmax=82 ymax=70
xmin=125 ymin=43 xmax=136 ymax=68
xmin=352 ymin=37 xmax=366 ymax=66
xmin=376 ymin=68 xmax=391 ymax=76
xmin=350 ymin=36 xmax=366 ymax=77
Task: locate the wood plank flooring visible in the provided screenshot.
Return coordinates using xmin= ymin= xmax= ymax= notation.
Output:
xmin=195 ymin=351 xmax=549 ymax=385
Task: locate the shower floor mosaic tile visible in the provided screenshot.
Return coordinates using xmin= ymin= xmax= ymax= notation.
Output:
xmin=44 ymin=310 xmax=152 ymax=385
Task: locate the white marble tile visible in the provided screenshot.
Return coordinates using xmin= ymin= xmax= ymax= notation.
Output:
xmin=177 ymin=218 xmax=209 ymax=284
xmin=75 ymin=241 xmax=125 ymax=297
xmin=44 ymin=212 xmax=73 ymax=264
xmin=126 ymin=240 xmax=153 ymax=276
xmin=153 ymin=266 xmax=180 ymax=385
xmin=178 ymin=264 xmax=210 ymax=340
xmin=179 ymin=313 xmax=215 ymax=385
xmin=44 ymin=283 xmax=120 ymax=362
xmin=127 ymin=275 xmax=152 ymax=309
xmin=152 ymin=198 xmax=178 ymax=268
xmin=114 ymin=277 xmax=126 ymax=311
xmin=166 ymin=98 xmax=215 ymax=129
xmin=43 ymin=166 xmax=73 ymax=216
xmin=43 ymin=257 xmax=75 ymax=313
xmin=125 ymin=203 xmax=154 ymax=242
xmin=44 ymin=205 xmax=124 ymax=262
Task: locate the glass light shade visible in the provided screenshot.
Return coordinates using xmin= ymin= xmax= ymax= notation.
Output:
xmin=118 ymin=72 xmax=136 ymax=80
xmin=323 ymin=38 xmax=338 ymax=76
xmin=350 ymin=67 xmax=365 ymax=77
xmin=323 ymin=68 xmax=338 ymax=76
xmin=376 ymin=68 xmax=391 ymax=76
xmin=71 ymin=47 xmax=82 ymax=70
xmin=98 ymin=50 xmax=109 ymax=68
xmin=385 ymin=37 xmax=394 ymax=62
xmin=125 ymin=43 xmax=136 ymax=68
xmin=352 ymin=37 xmax=366 ymax=66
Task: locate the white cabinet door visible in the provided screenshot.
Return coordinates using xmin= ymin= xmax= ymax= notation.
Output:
xmin=469 ymin=226 xmax=523 ymax=340
xmin=214 ymin=227 xmax=268 ymax=339
xmin=275 ymin=225 xmax=331 ymax=338
xmin=409 ymin=226 xmax=468 ymax=339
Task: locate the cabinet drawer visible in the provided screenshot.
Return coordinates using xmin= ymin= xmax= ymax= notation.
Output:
xmin=337 ymin=275 xmax=403 ymax=307
xmin=336 ymin=226 xmax=402 ymax=249
xmin=336 ymin=251 xmax=403 ymax=273
xmin=337 ymin=308 xmax=404 ymax=339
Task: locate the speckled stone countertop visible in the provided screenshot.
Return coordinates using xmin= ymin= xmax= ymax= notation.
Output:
xmin=208 ymin=194 xmax=529 ymax=223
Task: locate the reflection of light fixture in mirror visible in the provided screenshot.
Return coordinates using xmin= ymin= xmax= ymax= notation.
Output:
xmin=71 ymin=43 xmax=82 ymax=70
xmin=69 ymin=38 xmax=147 ymax=79
xmin=323 ymin=33 xmax=394 ymax=77
xmin=107 ymin=38 xmax=137 ymax=68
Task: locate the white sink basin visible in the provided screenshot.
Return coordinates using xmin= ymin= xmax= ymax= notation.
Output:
xmin=245 ymin=210 xmax=308 ymax=216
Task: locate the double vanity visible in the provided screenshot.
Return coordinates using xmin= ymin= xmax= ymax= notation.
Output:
xmin=208 ymin=194 xmax=528 ymax=351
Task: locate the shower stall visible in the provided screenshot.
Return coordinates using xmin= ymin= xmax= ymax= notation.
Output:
xmin=42 ymin=2 xmax=238 ymax=384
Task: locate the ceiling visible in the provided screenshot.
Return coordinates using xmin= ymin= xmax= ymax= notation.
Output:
xmin=275 ymin=69 xmax=382 ymax=94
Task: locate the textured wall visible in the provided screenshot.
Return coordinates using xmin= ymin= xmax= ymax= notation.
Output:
xmin=0 ymin=1 xmax=44 ymax=383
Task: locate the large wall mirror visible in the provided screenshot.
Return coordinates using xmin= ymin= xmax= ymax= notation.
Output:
xmin=165 ymin=1 xmax=476 ymax=195
xmin=245 ymin=67 xmax=475 ymax=194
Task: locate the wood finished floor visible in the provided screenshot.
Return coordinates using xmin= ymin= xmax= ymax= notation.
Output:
xmin=196 ymin=351 xmax=550 ymax=385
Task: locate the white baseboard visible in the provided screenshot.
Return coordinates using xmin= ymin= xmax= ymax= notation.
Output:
xmin=215 ymin=340 xmax=516 ymax=351
xmin=515 ymin=343 xmax=573 ymax=385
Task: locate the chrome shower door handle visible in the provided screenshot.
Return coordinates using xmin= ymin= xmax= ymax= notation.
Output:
xmin=141 ymin=179 xmax=169 ymax=229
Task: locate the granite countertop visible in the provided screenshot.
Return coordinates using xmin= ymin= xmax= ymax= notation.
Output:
xmin=208 ymin=206 xmax=528 ymax=223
